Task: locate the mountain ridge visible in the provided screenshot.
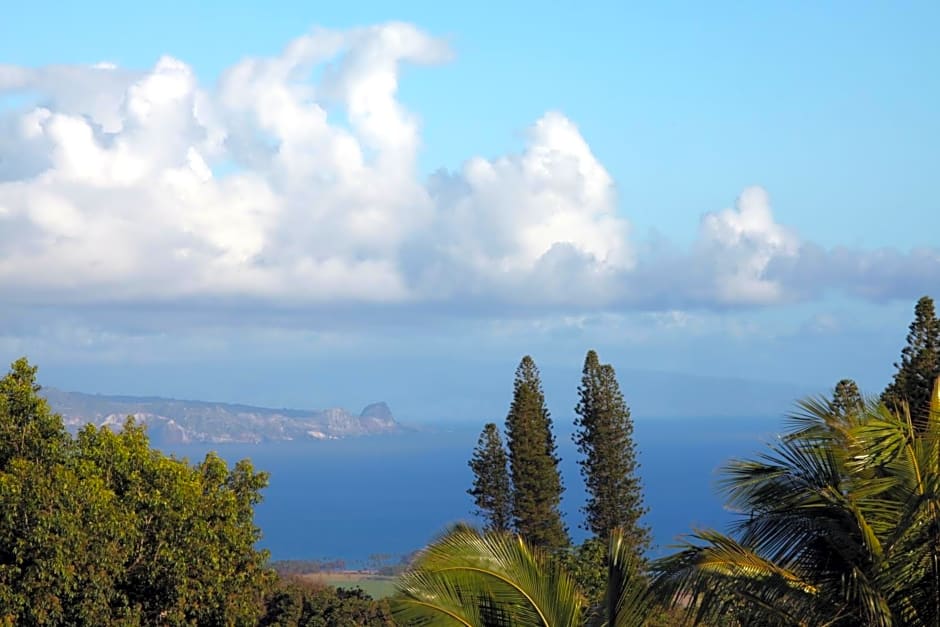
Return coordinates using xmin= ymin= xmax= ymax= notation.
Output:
xmin=44 ymin=388 xmax=403 ymax=445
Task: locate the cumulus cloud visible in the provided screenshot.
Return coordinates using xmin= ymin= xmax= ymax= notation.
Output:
xmin=0 ymin=21 xmax=937 ymax=323
xmin=0 ymin=23 xmax=633 ymax=310
xmin=607 ymin=187 xmax=803 ymax=309
xmin=406 ymin=111 xmax=630 ymax=305
xmin=695 ymin=186 xmax=799 ymax=304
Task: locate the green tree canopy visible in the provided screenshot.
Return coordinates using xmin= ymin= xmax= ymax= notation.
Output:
xmin=504 ymin=356 xmax=569 ymax=551
xmin=467 ymin=422 xmax=513 ymax=532
xmin=0 ymin=357 xmax=67 ymax=468
xmin=0 ymin=358 xmax=274 ymax=625
xmin=830 ymin=378 xmax=863 ymax=417
xmin=573 ymin=350 xmax=649 ymax=553
xmin=882 ymin=295 xmax=939 ymax=425
xmin=260 ymin=579 xmax=394 ymax=627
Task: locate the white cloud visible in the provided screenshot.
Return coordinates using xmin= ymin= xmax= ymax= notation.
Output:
xmin=695 ymin=186 xmax=800 ymax=304
xmin=409 ymin=111 xmax=630 ymax=305
xmin=0 ymin=23 xmax=633 ymax=310
xmin=0 ymin=22 xmax=937 ymax=324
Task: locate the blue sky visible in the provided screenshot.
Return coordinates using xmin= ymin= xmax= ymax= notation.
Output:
xmin=0 ymin=2 xmax=937 ymax=419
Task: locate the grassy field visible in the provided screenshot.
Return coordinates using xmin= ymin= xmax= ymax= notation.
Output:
xmin=299 ymin=572 xmax=398 ymax=599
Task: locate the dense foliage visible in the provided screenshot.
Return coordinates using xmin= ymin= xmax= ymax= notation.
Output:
xmin=573 ymin=350 xmax=649 ymax=551
xmin=504 ymin=356 xmax=569 ymax=551
xmin=0 ymin=358 xmax=273 ymax=625
xmin=467 ymin=422 xmax=513 ymax=532
xmin=831 ymin=377 xmax=863 ymax=417
xmin=882 ymin=295 xmax=940 ymax=424
xmin=653 ymin=378 xmax=940 ymax=625
xmin=260 ymin=578 xmax=394 ymax=626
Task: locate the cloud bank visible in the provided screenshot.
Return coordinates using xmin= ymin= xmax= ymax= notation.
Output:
xmin=1 ymin=22 xmax=937 ymax=320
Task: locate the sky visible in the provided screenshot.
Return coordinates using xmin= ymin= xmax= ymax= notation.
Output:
xmin=0 ymin=1 xmax=938 ymax=421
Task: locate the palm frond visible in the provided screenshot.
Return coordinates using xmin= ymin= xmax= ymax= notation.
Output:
xmin=651 ymin=529 xmax=818 ymax=625
xmin=393 ymin=525 xmax=584 ymax=626
xmin=653 ymin=394 xmax=940 ymax=625
xmin=603 ymin=528 xmax=655 ymax=627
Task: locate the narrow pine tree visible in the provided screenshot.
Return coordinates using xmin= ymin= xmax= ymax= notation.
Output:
xmin=573 ymin=350 xmax=650 ymax=552
xmin=831 ymin=379 xmax=863 ymax=418
xmin=882 ymin=296 xmax=940 ymax=424
xmin=504 ymin=356 xmax=569 ymax=551
xmin=467 ymin=423 xmax=512 ymax=532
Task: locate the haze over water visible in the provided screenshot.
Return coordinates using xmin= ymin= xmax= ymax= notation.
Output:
xmin=169 ymin=415 xmax=779 ymax=563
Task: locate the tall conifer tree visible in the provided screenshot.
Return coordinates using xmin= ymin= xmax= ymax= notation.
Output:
xmin=504 ymin=356 xmax=569 ymax=550
xmin=882 ymin=296 xmax=940 ymax=424
xmin=831 ymin=379 xmax=864 ymax=418
xmin=467 ymin=423 xmax=512 ymax=532
xmin=573 ymin=350 xmax=649 ymax=552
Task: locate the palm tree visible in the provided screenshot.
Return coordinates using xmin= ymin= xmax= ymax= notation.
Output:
xmin=392 ymin=524 xmax=655 ymax=626
xmin=652 ymin=377 xmax=940 ymax=626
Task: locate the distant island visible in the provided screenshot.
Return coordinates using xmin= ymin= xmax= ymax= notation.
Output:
xmin=43 ymin=388 xmax=403 ymax=444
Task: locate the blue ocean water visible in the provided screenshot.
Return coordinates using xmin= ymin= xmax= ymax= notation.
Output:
xmin=167 ymin=416 xmax=782 ymax=563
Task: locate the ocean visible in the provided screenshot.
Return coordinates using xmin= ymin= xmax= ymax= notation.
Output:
xmin=165 ymin=415 xmax=782 ymax=564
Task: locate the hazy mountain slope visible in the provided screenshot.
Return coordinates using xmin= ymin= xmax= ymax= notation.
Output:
xmin=44 ymin=388 xmax=402 ymax=444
